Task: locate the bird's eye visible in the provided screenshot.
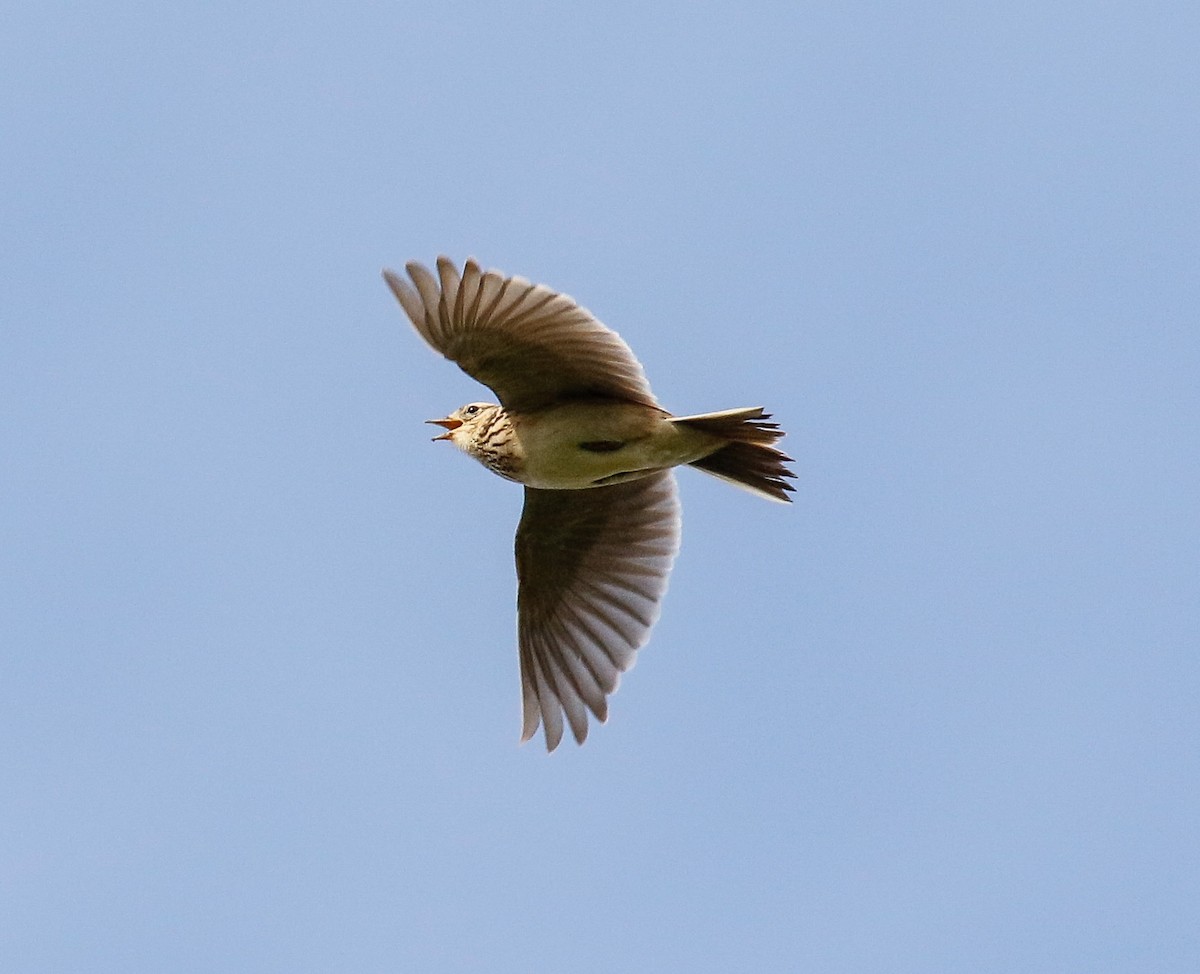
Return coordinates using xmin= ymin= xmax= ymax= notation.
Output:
xmin=465 ymin=405 xmax=479 ymax=416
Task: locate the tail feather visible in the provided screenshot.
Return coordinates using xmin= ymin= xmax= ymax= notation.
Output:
xmin=671 ymin=406 xmax=782 ymax=444
xmin=673 ymin=407 xmax=795 ymax=503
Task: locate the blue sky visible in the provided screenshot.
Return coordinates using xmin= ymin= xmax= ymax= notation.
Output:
xmin=3 ymin=2 xmax=1197 ymax=971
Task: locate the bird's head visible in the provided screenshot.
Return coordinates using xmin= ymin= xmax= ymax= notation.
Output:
xmin=426 ymin=402 xmax=503 ymax=447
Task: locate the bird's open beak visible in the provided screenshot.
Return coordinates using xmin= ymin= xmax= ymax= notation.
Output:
xmin=426 ymin=416 xmax=462 ymax=441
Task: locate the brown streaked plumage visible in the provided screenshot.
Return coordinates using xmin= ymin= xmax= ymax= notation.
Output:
xmin=385 ymin=256 xmax=794 ymax=751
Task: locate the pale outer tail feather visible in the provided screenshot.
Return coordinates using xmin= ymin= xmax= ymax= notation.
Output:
xmin=672 ymin=407 xmax=796 ymax=503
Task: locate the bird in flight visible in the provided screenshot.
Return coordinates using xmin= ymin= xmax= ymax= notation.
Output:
xmin=384 ymin=257 xmax=794 ymax=751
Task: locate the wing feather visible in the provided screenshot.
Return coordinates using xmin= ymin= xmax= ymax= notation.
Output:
xmin=514 ymin=472 xmax=681 ymax=751
xmin=383 ymin=257 xmax=660 ymax=412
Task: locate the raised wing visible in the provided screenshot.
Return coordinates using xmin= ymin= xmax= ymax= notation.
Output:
xmin=383 ymin=257 xmax=660 ymax=413
xmin=514 ymin=473 xmax=681 ymax=751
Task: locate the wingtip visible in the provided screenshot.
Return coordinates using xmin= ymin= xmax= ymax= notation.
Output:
xmin=404 ymin=259 xmax=438 ymax=292
xmin=381 ymin=267 xmax=404 ymax=291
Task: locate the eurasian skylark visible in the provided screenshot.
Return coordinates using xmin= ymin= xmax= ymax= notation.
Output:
xmin=384 ymin=257 xmax=794 ymax=751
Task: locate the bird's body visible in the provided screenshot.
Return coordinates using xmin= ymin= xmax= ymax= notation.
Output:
xmin=435 ymin=399 xmax=736 ymax=490
xmin=384 ymin=256 xmax=794 ymax=751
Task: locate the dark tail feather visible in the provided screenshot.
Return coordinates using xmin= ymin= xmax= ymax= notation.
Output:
xmin=671 ymin=406 xmax=782 ymax=445
xmin=689 ymin=442 xmax=795 ymax=502
xmin=673 ymin=407 xmax=795 ymax=503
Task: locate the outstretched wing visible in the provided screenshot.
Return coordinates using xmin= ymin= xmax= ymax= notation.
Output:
xmin=383 ymin=257 xmax=660 ymax=413
xmin=514 ymin=473 xmax=681 ymax=751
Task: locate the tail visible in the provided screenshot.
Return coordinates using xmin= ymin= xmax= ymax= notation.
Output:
xmin=672 ymin=407 xmax=796 ymax=503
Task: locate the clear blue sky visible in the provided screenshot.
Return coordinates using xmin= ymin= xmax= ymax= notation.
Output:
xmin=3 ymin=2 xmax=1197 ymax=971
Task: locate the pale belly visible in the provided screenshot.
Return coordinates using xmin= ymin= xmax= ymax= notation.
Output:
xmin=510 ymin=401 xmax=721 ymax=490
